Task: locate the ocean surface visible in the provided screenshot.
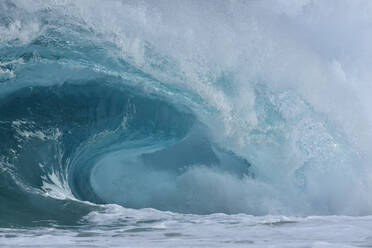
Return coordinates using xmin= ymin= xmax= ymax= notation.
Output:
xmin=1 ymin=1 xmax=372 ymax=247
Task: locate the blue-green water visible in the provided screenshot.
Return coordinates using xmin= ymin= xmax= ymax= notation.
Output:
xmin=1 ymin=1 xmax=372 ymax=247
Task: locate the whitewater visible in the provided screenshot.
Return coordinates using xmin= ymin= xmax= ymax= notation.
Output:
xmin=1 ymin=0 xmax=372 ymax=247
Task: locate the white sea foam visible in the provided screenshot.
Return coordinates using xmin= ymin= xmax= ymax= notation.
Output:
xmin=2 ymin=205 xmax=372 ymax=247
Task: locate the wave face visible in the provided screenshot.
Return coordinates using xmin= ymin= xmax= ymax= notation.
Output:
xmin=2 ymin=0 xmax=372 ymax=225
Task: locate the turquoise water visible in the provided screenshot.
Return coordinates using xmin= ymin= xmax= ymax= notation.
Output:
xmin=1 ymin=1 xmax=372 ymax=247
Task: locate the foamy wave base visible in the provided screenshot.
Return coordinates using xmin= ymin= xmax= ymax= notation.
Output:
xmin=2 ymin=205 xmax=372 ymax=247
xmin=2 ymin=0 xmax=372 ymax=246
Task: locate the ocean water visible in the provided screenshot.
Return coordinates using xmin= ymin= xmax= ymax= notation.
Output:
xmin=1 ymin=0 xmax=372 ymax=247
xmin=2 ymin=207 xmax=372 ymax=247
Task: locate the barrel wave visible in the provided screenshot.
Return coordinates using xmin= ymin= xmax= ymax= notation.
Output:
xmin=2 ymin=0 xmax=372 ymax=228
xmin=0 ymin=1 xmax=253 ymax=226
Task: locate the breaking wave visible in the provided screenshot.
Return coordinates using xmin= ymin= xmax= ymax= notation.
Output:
xmin=2 ymin=0 xmax=372 ymax=226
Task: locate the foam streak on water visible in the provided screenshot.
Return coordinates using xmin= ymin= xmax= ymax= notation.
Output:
xmin=1 ymin=206 xmax=372 ymax=247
